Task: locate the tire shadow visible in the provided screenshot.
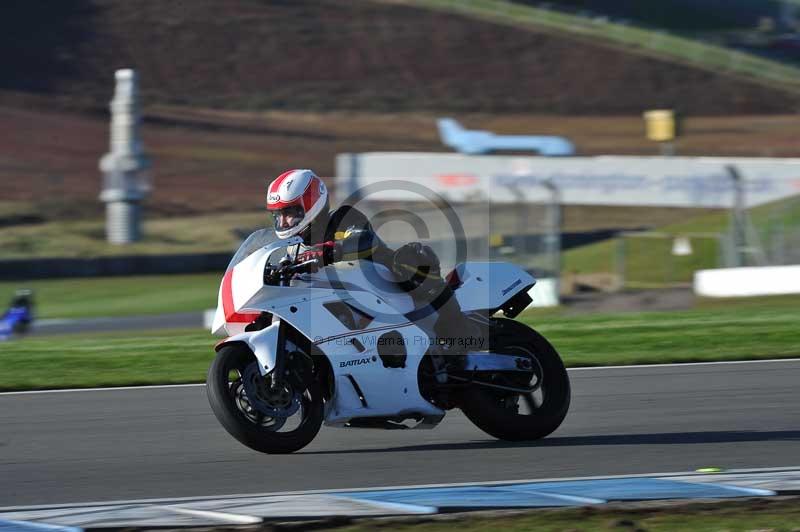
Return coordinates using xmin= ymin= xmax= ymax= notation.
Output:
xmin=300 ymin=430 xmax=800 ymax=455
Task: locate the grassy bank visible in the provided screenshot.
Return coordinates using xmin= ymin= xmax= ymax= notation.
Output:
xmin=1 ymin=297 xmax=798 ymax=391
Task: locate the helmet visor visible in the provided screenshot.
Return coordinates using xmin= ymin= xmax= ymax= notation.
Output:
xmin=272 ymin=204 xmax=306 ymax=233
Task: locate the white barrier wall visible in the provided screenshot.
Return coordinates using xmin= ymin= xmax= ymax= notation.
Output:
xmin=529 ymin=278 xmax=559 ymax=308
xmin=694 ymin=265 xmax=800 ymax=297
xmin=336 ymin=153 xmax=800 ymax=208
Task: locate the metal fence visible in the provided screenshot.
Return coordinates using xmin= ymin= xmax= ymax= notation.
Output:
xmin=615 ymin=232 xmax=725 ymax=288
xmin=616 ymin=194 xmax=800 ymax=288
xmin=751 ymin=194 xmax=800 ymax=267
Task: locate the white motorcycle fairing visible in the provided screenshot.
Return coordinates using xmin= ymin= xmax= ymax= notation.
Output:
xmin=211 ymin=235 xmax=536 ymax=426
xmin=452 ymin=262 xmax=536 ymax=315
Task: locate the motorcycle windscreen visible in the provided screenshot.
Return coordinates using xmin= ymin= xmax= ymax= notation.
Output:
xmin=212 ymin=232 xmax=305 ymax=336
xmin=226 ymin=228 xmax=280 ymax=272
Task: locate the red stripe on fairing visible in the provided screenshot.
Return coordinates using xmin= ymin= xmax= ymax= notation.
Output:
xmin=221 ymin=269 xmax=261 ymax=323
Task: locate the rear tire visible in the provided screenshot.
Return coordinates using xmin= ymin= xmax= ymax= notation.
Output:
xmin=207 ymin=344 xmax=324 ymax=454
xmin=460 ymin=318 xmax=570 ymax=441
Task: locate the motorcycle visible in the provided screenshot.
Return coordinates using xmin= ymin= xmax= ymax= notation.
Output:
xmin=0 ymin=289 xmax=34 ymax=341
xmin=207 ymin=230 xmax=570 ymax=453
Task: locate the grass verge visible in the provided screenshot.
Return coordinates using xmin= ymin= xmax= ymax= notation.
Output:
xmin=0 ymin=211 xmax=264 ymax=259
xmin=529 ymin=305 xmax=800 ymax=367
xmin=1 ymin=297 xmax=798 ymax=391
xmin=327 ymin=496 xmax=800 ymax=532
xmin=0 ymin=329 xmax=215 ymax=391
xmin=0 ymin=273 xmax=220 ymax=319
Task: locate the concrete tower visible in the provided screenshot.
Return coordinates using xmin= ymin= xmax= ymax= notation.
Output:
xmin=99 ymin=69 xmax=151 ymax=244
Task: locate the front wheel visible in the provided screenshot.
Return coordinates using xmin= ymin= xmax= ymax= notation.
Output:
xmin=206 ymin=344 xmax=324 ymax=454
xmin=460 ymin=318 xmax=570 ymax=441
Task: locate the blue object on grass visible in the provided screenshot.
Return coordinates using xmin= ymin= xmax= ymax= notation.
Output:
xmin=437 ymin=117 xmax=575 ymax=156
xmin=0 ymin=289 xmax=34 ymax=341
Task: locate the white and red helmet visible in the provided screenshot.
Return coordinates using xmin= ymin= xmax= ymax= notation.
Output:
xmin=266 ymin=169 xmax=328 ymax=239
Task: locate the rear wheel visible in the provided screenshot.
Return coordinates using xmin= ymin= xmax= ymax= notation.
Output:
xmin=459 ymin=318 xmax=570 ymax=441
xmin=206 ymin=344 xmax=323 ymax=454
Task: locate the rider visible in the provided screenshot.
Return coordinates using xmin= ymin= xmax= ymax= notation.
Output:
xmin=265 ymin=168 xmax=478 ymax=349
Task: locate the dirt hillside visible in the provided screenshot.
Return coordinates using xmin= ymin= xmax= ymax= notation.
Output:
xmin=1 ymin=106 xmax=798 ymax=220
xmin=1 ymin=0 xmax=799 ymax=115
xmin=1 ymin=0 xmax=799 ymax=223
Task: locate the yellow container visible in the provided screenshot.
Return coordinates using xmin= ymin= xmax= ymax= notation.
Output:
xmin=643 ymin=109 xmax=675 ymax=142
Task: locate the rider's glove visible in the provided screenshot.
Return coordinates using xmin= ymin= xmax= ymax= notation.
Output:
xmin=297 ymin=241 xmax=339 ymax=268
xmin=392 ymin=242 xmax=441 ymax=282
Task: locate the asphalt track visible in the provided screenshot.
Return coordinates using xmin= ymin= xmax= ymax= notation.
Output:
xmin=1 ymin=359 xmax=799 ymax=507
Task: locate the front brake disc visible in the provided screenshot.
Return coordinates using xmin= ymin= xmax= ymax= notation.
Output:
xmin=241 ymin=362 xmax=302 ymax=418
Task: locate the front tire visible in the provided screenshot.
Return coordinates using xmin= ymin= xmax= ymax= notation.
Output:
xmin=460 ymin=318 xmax=570 ymax=441
xmin=206 ymin=344 xmax=324 ymax=454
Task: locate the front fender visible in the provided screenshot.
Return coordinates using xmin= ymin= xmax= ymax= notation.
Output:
xmin=215 ymin=322 xmax=280 ymax=376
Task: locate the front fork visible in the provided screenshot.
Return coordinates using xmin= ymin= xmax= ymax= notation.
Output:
xmin=249 ymin=320 xmax=313 ymax=396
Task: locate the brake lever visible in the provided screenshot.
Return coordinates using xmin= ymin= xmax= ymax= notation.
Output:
xmin=288 ymin=258 xmax=320 ymax=273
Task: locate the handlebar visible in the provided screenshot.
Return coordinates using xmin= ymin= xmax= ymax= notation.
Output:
xmin=286 ymin=258 xmax=320 ymax=274
xmin=264 ymin=258 xmax=320 ymax=286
